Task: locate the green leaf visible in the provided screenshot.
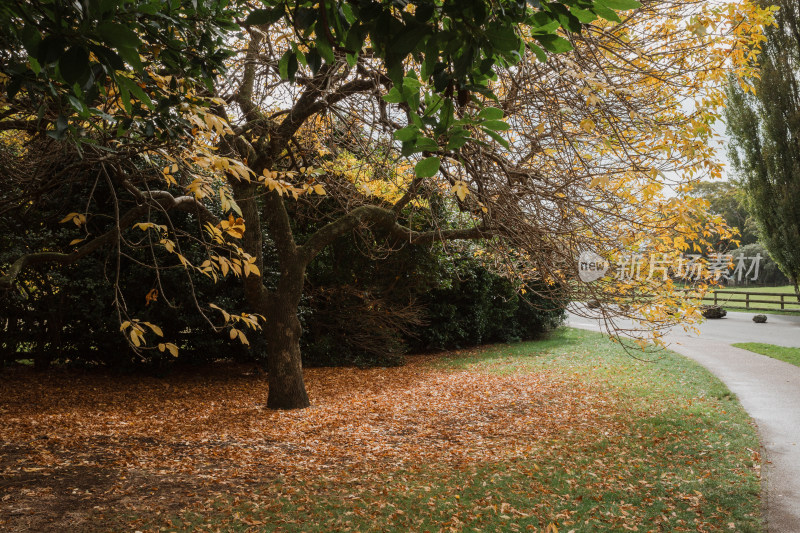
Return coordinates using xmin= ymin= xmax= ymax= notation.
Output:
xmin=67 ymin=94 xmax=86 ymax=114
xmin=306 ymin=49 xmax=322 ymax=74
xmin=593 ymin=5 xmax=622 ymax=23
xmin=414 ymin=137 xmax=439 ymax=151
xmin=316 ymin=34 xmax=335 ymax=64
xmin=279 ymin=50 xmax=298 ymax=81
xmin=116 ymin=45 xmax=143 ymax=71
xmin=446 ymin=133 xmax=470 ymax=151
xmin=485 ymin=26 xmax=519 ymax=52
xmin=279 ymin=51 xmax=289 ymax=80
xmin=393 ymin=126 xmax=418 ymax=142
xmin=415 ymin=156 xmax=441 ymax=178
xmin=535 ymin=34 xmax=573 ymax=54
xmin=481 ymin=127 xmax=510 ymax=149
xmin=481 ymin=120 xmax=510 ymax=131
xmin=478 ymin=107 xmax=504 ymax=120
xmin=389 ymin=23 xmax=428 ymax=59
xmin=36 ymin=35 xmax=66 ymax=65
xmin=529 ymin=42 xmax=547 ymax=63
xmin=96 ymin=22 xmax=141 ymax=50
xmin=571 ymin=8 xmax=598 ymax=24
xmin=383 ymin=87 xmax=404 ymax=104
xmin=598 ymin=0 xmax=641 ymax=10
xmin=117 ymin=79 xmax=131 ymax=114
xmin=59 ymin=46 xmax=90 ymax=86
xmin=29 ymin=57 xmax=42 ymax=75
xmin=116 ymin=76 xmax=153 ymax=108
xmin=244 ymin=7 xmax=284 ymax=26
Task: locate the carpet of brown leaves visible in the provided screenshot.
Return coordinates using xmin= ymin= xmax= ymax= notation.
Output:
xmin=0 ymin=355 xmax=624 ymax=531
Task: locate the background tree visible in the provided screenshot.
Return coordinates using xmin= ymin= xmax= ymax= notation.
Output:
xmin=691 ymin=180 xmax=758 ymax=248
xmin=726 ymin=0 xmax=800 ymax=300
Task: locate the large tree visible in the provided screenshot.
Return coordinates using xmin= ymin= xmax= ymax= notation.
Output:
xmin=1 ymin=0 xmax=773 ymax=408
xmin=727 ymin=0 xmax=800 ymax=300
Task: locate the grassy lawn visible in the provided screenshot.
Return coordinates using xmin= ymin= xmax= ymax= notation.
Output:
xmin=732 ymin=342 xmax=800 ymax=368
xmin=0 ymin=329 xmax=762 ymax=532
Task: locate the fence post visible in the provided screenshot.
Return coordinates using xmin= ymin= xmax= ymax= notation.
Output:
xmin=746 ymin=293 xmax=750 ymax=309
xmin=714 ymin=292 xmax=718 ymax=306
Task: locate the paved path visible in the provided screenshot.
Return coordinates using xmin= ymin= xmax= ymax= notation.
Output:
xmin=567 ymin=310 xmax=800 ymax=533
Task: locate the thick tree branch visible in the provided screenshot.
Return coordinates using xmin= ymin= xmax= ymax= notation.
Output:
xmin=270 ymin=77 xmax=376 ymax=153
xmin=262 ymin=189 xmax=298 ymax=267
xmin=0 ymin=119 xmax=44 ymax=133
xmin=392 ymin=177 xmax=424 ymax=214
xmin=299 ymin=205 xmax=491 ymax=265
xmin=235 ymin=32 xmax=265 ymax=124
xmin=230 ymin=180 xmax=270 ymax=307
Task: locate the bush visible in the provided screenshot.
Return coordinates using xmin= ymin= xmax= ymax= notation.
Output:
xmin=409 ymin=260 xmax=566 ymax=351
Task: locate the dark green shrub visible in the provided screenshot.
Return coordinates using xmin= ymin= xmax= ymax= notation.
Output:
xmin=410 ymin=260 xmax=566 ymax=351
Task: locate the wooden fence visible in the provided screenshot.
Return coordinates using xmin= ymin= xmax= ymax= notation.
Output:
xmin=678 ymin=289 xmax=800 ymax=313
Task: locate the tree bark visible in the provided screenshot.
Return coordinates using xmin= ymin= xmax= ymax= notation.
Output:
xmin=263 ymin=287 xmax=310 ymax=409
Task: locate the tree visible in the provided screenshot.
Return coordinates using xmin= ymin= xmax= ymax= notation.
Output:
xmin=1 ymin=1 xmax=774 ymax=409
xmin=691 ymin=181 xmax=758 ymax=248
xmin=726 ymin=0 xmax=800 ymax=300
xmin=214 ymin=0 xmax=772 ymax=407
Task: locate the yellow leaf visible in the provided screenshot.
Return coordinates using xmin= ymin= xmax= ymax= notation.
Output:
xmin=69 ymin=238 xmax=85 ymax=246
xmin=147 ymin=323 xmax=164 ymax=337
xmin=229 ymin=328 xmax=238 ymax=340
xmin=451 ymin=181 xmax=469 ymax=202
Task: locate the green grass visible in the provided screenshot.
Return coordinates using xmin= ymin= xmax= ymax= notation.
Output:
xmin=143 ymin=328 xmax=762 ymax=532
xmin=732 ymin=342 xmax=800 ymax=368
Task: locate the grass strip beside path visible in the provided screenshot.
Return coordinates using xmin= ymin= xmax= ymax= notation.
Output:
xmin=732 ymin=342 xmax=800 ymax=368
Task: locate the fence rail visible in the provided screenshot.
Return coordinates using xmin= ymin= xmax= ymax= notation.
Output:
xmin=677 ymin=289 xmax=800 ymax=313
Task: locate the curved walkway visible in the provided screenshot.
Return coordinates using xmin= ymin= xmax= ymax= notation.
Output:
xmin=567 ymin=310 xmax=800 ymax=532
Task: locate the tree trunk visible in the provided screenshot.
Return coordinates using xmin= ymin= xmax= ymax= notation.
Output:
xmin=793 ymin=277 xmax=800 ymax=304
xmin=232 ymin=181 xmax=310 ymax=409
xmin=262 ymin=255 xmax=311 ymax=408
xmin=264 ymin=295 xmax=310 ymax=409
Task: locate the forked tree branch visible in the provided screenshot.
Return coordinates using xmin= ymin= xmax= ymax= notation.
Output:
xmin=299 ymin=204 xmax=491 ymax=266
